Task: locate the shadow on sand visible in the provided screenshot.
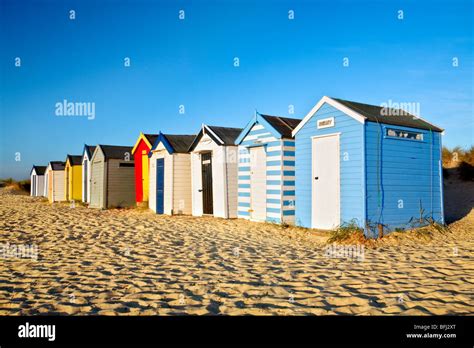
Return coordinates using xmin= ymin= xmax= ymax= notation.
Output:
xmin=443 ymin=168 xmax=474 ymax=224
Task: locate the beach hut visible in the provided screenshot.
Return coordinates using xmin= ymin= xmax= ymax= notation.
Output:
xmin=89 ymin=145 xmax=136 ymax=209
xmin=292 ymin=96 xmax=444 ymax=236
xmin=188 ymin=125 xmax=242 ymax=218
xmin=235 ymin=113 xmax=302 ymax=224
xmin=45 ymin=161 xmax=66 ymax=202
xmin=131 ymin=132 xmax=158 ymax=205
xmin=64 ymin=155 xmax=83 ymax=202
xmin=30 ymin=165 xmax=46 ymax=197
xmin=81 ymin=145 xmax=96 ymax=203
xmin=148 ymin=133 xmax=195 ymax=215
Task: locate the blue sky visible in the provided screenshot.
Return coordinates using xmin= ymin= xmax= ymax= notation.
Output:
xmin=1 ymin=0 xmax=472 ymax=179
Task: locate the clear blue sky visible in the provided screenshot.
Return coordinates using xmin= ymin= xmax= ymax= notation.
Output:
xmin=1 ymin=0 xmax=472 ymax=179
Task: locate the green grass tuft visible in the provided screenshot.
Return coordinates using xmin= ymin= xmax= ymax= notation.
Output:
xmin=327 ymin=220 xmax=364 ymax=243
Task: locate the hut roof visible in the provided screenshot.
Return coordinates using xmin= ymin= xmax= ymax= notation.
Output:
xmin=84 ymin=145 xmax=97 ymax=159
xmin=332 ymin=97 xmax=443 ymax=132
xmin=98 ymin=145 xmax=134 ymax=160
xmin=31 ymin=165 xmax=47 ymax=175
xmin=144 ymin=134 xmax=159 ymax=146
xmin=50 ymin=161 xmax=65 ymax=171
xmin=163 ymin=134 xmax=196 ymax=153
xmin=188 ymin=125 xmax=243 ymax=151
xmin=66 ymin=155 xmax=82 ymax=166
xmin=260 ymin=115 xmax=302 ymax=138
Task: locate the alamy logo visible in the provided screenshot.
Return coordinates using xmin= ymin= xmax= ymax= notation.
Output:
xmin=55 ymin=99 xmax=95 ymax=120
xmin=324 ymin=244 xmax=364 ymax=261
xmin=380 ymin=99 xmax=421 ymax=118
xmin=0 ymin=242 xmax=38 ymax=260
xmin=18 ymin=322 xmax=55 ymax=341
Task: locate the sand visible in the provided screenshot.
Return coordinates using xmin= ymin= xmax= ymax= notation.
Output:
xmin=0 ymin=187 xmax=473 ymax=315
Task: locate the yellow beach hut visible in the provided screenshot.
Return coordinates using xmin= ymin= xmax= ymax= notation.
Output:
xmin=64 ymin=155 xmax=83 ymax=201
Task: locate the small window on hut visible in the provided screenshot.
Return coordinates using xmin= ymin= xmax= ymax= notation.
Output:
xmin=119 ymin=162 xmax=134 ymax=168
xmin=386 ymin=128 xmax=423 ymax=141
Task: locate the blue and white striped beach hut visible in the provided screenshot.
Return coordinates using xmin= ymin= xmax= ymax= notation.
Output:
xmin=235 ymin=113 xmax=302 ymax=224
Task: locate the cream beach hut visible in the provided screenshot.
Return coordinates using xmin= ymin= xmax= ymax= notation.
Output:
xmin=148 ymin=133 xmax=195 ymax=215
xmin=81 ymin=145 xmax=96 ymax=204
xmin=89 ymin=145 xmax=135 ymax=209
xmin=30 ymin=165 xmax=46 ymax=197
xmin=45 ymin=161 xmax=66 ymax=203
xmin=188 ymin=125 xmax=242 ymax=218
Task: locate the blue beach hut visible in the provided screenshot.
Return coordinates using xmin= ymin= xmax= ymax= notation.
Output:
xmin=292 ymin=96 xmax=444 ymax=237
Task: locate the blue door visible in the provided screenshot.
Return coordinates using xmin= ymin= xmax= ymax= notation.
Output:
xmin=156 ymin=158 xmax=164 ymax=214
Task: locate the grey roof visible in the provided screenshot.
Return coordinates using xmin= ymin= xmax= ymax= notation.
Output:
xmin=207 ymin=126 xmax=243 ymax=145
xmin=144 ymin=134 xmax=159 ymax=146
xmin=188 ymin=125 xmax=243 ymax=151
xmin=98 ymin=145 xmax=134 ymax=161
xmin=31 ymin=165 xmax=46 ymax=175
xmin=49 ymin=161 xmax=65 ymax=171
xmin=84 ymin=145 xmax=96 ymax=158
xmin=67 ymin=155 xmax=82 ymax=166
xmin=163 ymin=134 xmax=196 ymax=153
xmin=332 ymin=98 xmax=443 ymax=132
xmin=261 ymin=114 xmax=303 ymax=138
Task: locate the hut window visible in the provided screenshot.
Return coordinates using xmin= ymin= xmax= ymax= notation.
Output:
xmin=119 ymin=162 xmax=134 ymax=167
xmin=386 ymin=128 xmax=423 ymax=141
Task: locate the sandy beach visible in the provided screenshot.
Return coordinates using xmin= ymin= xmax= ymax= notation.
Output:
xmin=0 ymin=187 xmax=473 ymax=315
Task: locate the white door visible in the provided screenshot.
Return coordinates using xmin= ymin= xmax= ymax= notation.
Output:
xmin=250 ymin=146 xmax=266 ymax=221
xmin=312 ymin=134 xmax=340 ymax=229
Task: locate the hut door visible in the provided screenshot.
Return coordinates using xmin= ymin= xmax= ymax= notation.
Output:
xmin=32 ymin=175 xmax=36 ymax=196
xmin=201 ymin=152 xmax=213 ymax=214
xmin=250 ymin=146 xmax=266 ymax=221
xmin=156 ymin=158 xmax=164 ymax=214
xmin=91 ymin=159 xmax=105 ymax=208
xmin=83 ymin=161 xmax=88 ymax=201
xmin=312 ymin=134 xmax=340 ymax=229
xmin=142 ymin=151 xmax=149 ymax=201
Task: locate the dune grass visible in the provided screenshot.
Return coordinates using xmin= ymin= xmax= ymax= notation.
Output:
xmin=442 ymin=146 xmax=474 ymax=181
xmin=0 ymin=178 xmax=30 ymax=192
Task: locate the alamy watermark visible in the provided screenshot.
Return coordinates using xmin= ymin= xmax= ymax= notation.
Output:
xmin=324 ymin=244 xmax=364 ymax=261
xmin=55 ymin=99 xmax=95 ymax=120
xmin=0 ymin=242 xmax=38 ymax=260
xmin=380 ymin=99 xmax=420 ymax=118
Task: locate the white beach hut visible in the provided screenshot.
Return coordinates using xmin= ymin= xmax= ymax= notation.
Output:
xmin=81 ymin=144 xmax=96 ymax=203
xmin=188 ymin=124 xmax=242 ymax=218
xmin=30 ymin=165 xmax=46 ymax=197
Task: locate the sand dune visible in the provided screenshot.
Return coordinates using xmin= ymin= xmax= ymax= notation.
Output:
xmin=0 ymin=188 xmax=473 ymax=315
